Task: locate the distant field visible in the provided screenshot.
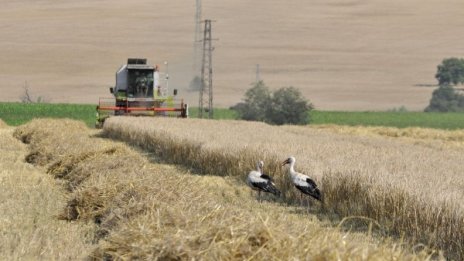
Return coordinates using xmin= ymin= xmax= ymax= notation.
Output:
xmin=1 ymin=102 xmax=464 ymax=130
xmin=2 ymin=0 xmax=464 ymax=111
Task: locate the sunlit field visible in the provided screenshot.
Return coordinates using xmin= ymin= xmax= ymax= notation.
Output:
xmin=102 ymin=116 xmax=464 ymax=259
xmin=0 ymin=118 xmax=445 ymax=260
xmin=3 ymin=0 xmax=464 ymax=258
xmin=311 ymin=124 xmax=464 ymax=149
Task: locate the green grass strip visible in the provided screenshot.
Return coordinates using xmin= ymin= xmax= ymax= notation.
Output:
xmin=310 ymin=110 xmax=464 ymax=130
xmin=2 ymin=102 xmax=463 ymax=130
xmin=0 ymin=102 xmax=96 ymax=127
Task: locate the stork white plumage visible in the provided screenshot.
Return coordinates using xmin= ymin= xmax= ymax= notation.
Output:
xmin=282 ymin=156 xmax=322 ymax=202
xmin=246 ymin=160 xmax=281 ymax=200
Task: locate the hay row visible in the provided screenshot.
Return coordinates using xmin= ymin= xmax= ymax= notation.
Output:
xmin=12 ymin=118 xmax=439 ymax=260
xmin=1 ymin=126 xmax=94 ymax=259
xmin=102 ymin=116 xmax=463 ymax=260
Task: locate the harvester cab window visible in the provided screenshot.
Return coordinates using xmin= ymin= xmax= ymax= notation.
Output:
xmin=128 ymin=70 xmax=154 ymax=98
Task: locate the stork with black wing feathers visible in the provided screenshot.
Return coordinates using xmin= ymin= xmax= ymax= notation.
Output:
xmin=282 ymin=156 xmax=322 ymax=203
xmin=246 ymin=160 xmax=281 ymax=201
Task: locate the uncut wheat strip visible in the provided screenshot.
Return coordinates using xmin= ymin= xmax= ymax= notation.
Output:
xmin=312 ymin=124 xmax=464 ymax=143
xmin=102 ymin=116 xmax=464 ymax=216
xmin=103 ymin=116 xmax=464 ymax=259
xmin=321 ymin=170 xmax=464 ymax=257
xmin=104 ymin=117 xmax=464 ymax=210
xmin=101 ymin=117 xmax=463 ymax=213
xmin=280 ymin=125 xmax=464 ymax=209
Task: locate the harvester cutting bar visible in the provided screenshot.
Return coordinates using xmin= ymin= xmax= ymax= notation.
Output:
xmin=97 ymin=106 xmax=184 ymax=112
xmin=95 ymin=97 xmax=188 ymax=128
xmin=96 ymin=97 xmax=187 ymax=114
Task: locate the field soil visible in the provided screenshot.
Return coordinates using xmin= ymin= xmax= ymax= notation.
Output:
xmin=1 ymin=0 xmax=464 ymax=110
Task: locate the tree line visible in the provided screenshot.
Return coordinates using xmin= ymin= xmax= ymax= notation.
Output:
xmin=231 ymin=81 xmax=313 ymax=125
xmin=228 ymin=57 xmax=464 ymax=125
xmin=426 ymin=58 xmax=464 ymax=112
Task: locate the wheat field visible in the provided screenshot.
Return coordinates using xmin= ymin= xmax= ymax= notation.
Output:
xmin=0 ymin=118 xmax=447 ymax=260
xmin=312 ymin=125 xmax=464 ymax=148
xmin=102 ymin=116 xmax=464 ymax=260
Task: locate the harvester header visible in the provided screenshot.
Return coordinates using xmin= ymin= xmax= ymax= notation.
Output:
xmin=96 ymin=58 xmax=188 ymax=128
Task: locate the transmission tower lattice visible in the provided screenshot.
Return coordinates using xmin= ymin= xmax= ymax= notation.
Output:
xmin=198 ymin=19 xmax=214 ymax=119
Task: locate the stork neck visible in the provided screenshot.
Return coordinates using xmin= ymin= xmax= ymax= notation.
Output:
xmin=288 ymin=162 xmax=296 ymax=177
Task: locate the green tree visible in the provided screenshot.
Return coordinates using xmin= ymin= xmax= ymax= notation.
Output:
xmin=232 ymin=82 xmax=313 ymax=125
xmin=266 ymin=87 xmax=313 ymax=125
xmin=232 ymin=81 xmax=271 ymax=121
xmin=425 ymin=85 xmax=464 ymax=112
xmin=435 ymin=58 xmax=464 ymax=85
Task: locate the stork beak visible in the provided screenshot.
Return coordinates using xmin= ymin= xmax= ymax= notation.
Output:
xmin=281 ymin=159 xmax=289 ymax=166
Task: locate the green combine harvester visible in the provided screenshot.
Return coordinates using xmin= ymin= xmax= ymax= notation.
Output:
xmin=96 ymin=58 xmax=188 ymax=128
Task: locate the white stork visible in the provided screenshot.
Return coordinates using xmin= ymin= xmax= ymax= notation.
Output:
xmin=282 ymin=156 xmax=322 ymax=202
xmin=246 ymin=160 xmax=281 ymax=200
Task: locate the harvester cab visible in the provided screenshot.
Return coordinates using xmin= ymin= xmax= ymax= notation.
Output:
xmin=113 ymin=58 xmax=154 ymax=99
xmin=96 ymin=58 xmax=188 ymax=128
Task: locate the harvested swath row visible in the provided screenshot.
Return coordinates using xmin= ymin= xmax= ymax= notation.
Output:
xmin=14 ymin=119 xmax=438 ymax=260
xmin=103 ymin=116 xmax=464 ymax=260
xmin=14 ymin=119 xmax=95 ymax=165
xmin=92 ymin=186 xmax=433 ymax=261
xmin=47 ymin=147 xmax=124 ymax=191
xmin=14 ymin=119 xmax=149 ymax=238
xmin=51 ymin=152 xmax=150 ymax=236
xmin=0 ymin=125 xmax=95 ymax=259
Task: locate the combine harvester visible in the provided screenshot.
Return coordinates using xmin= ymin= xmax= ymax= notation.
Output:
xmin=96 ymin=58 xmax=188 ymax=128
